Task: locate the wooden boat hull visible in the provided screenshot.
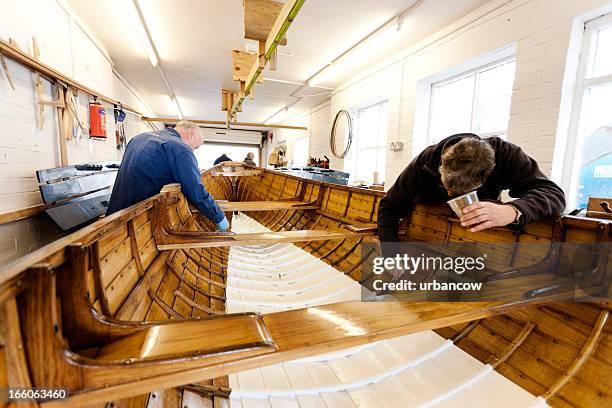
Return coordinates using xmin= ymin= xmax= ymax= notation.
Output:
xmin=0 ymin=162 xmax=609 ymax=407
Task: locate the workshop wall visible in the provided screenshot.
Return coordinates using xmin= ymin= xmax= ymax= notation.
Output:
xmin=0 ymin=0 xmax=154 ymax=214
xmin=295 ymin=0 xmax=612 ymax=190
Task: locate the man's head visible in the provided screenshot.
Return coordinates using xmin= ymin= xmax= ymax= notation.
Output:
xmin=246 ymin=152 xmax=254 ymax=160
xmin=439 ymin=138 xmax=495 ymax=196
xmin=174 ymin=121 xmax=202 ymax=151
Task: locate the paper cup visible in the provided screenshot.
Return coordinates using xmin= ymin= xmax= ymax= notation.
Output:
xmin=447 ymin=191 xmax=479 ymax=217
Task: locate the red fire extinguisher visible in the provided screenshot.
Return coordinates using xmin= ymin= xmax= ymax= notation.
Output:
xmin=89 ymin=98 xmax=107 ymax=139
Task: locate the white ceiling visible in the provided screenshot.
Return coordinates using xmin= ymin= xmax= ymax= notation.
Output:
xmin=67 ymin=0 xmax=489 ymax=123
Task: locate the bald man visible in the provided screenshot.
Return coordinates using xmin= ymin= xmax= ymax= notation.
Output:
xmin=107 ymin=120 xmax=229 ymax=231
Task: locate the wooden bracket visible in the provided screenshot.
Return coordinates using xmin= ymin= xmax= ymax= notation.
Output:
xmin=232 ymin=50 xmax=263 ymax=84
xmin=221 ymin=88 xmax=240 ymax=113
xmin=269 ymin=47 xmax=278 ymax=71
xmin=0 ymin=51 xmax=15 ymax=90
xmin=229 ymin=0 xmax=304 ymax=117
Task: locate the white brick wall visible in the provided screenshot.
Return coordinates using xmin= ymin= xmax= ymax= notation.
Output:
xmin=287 ymin=0 xmax=612 ymax=190
xmin=0 ymin=0 xmax=154 ymax=213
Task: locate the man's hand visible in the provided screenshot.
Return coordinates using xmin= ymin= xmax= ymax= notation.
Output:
xmin=460 ymin=202 xmax=517 ymax=232
xmin=216 ymin=216 xmax=230 ymax=232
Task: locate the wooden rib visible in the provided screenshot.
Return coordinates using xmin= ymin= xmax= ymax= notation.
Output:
xmin=488 ymin=321 xmax=535 ymax=368
xmin=183 ymin=383 xmax=231 ymax=398
xmin=181 ymin=250 xmax=226 ymax=279
xmin=331 ymin=238 xmax=364 ymax=266
xmin=185 ymin=251 xmax=227 ymax=274
xmin=451 ymin=319 xmax=481 ymax=343
xmin=0 ymin=298 xmax=36 ymax=407
xmin=542 ymin=310 xmax=609 ymax=399
xmin=148 ymin=289 xmax=183 ymax=319
xmin=179 ymin=262 xmax=226 ymax=289
xmin=92 ymin=242 xmax=112 ymax=316
xmin=320 ymin=239 xmax=347 ymax=260
xmin=128 ymin=219 xmax=145 ymax=276
xmin=167 ymin=262 xmax=226 ymax=301
xmin=173 ymin=290 xmax=222 ymax=315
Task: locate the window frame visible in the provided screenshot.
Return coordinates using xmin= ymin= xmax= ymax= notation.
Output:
xmin=346 ymin=99 xmax=389 ymax=184
xmin=561 ymin=12 xmax=612 ymax=207
xmin=426 ymin=56 xmax=516 ymax=144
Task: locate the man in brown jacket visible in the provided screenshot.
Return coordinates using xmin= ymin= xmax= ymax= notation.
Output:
xmin=377 ymin=133 xmax=566 ymax=242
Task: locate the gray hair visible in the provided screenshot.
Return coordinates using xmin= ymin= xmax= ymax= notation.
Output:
xmin=439 ymin=138 xmax=495 ymax=194
xmin=174 ymin=120 xmax=200 ymax=131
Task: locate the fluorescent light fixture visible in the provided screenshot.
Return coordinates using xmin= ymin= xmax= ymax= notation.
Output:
xmin=264 ymin=107 xmax=290 ymax=125
xmin=171 ymin=96 xmax=183 ymax=120
xmin=124 ymin=0 xmax=158 ymax=67
xmin=307 ymin=19 xmax=401 ymax=87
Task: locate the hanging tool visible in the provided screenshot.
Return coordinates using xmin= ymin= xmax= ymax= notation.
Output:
xmin=114 ymin=104 xmax=127 ymax=152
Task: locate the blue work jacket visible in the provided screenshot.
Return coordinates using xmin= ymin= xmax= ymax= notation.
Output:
xmin=106 ymin=128 xmax=225 ymax=224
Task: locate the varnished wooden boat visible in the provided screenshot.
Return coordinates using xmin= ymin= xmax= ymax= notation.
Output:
xmin=0 ymin=162 xmax=610 ymax=407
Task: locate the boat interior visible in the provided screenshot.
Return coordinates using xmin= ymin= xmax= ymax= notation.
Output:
xmin=0 ymin=163 xmax=610 ymax=408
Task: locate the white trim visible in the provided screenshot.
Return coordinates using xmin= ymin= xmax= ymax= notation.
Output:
xmin=559 ymin=11 xmax=612 ymax=207
xmin=417 ymin=48 xmax=516 ymax=149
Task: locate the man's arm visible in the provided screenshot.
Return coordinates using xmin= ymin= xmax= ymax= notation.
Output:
xmin=503 ymin=144 xmax=566 ymax=224
xmin=461 ymin=140 xmax=566 ymax=231
xmin=169 ymin=150 xmax=227 ymax=225
xmin=377 ymin=161 xmax=419 ymax=242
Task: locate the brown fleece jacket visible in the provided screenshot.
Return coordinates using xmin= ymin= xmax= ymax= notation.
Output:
xmin=377 ymin=133 xmax=566 ymax=242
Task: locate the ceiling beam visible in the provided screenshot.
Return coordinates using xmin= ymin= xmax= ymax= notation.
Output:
xmin=231 ymin=0 xmax=305 ymax=119
xmin=141 ymin=117 xmax=307 ymax=131
xmin=244 ymin=0 xmax=288 ymax=45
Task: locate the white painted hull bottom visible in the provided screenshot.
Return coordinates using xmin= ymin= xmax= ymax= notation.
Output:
xmin=226 ymin=213 xmax=546 ymax=408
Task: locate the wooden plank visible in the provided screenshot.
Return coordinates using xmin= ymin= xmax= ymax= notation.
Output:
xmin=106 ymin=259 xmax=140 ymax=315
xmin=115 ymin=251 xmax=170 ymax=321
xmin=243 ymin=0 xmax=288 ymax=45
xmin=147 ymin=389 xmax=182 ymax=408
xmin=0 ymin=39 xmax=141 ymax=115
xmin=95 ymin=313 xmax=275 ymax=361
xmin=99 ymin=237 xmax=133 ymax=287
xmin=0 ymin=204 xmax=45 ymax=225
xmin=212 ymin=170 xmax=262 ymax=177
xmin=200 ymin=200 xmax=317 ymax=211
xmin=98 ymin=224 xmax=129 ymax=259
xmin=0 ymin=298 xmax=34 ymax=406
xmin=157 ymin=229 xmax=364 ymax=250
xmin=232 ymin=50 xmax=264 ymax=83
xmin=140 ymin=116 xmax=307 ymax=130
xmin=139 ymin=238 xmax=158 ymax=271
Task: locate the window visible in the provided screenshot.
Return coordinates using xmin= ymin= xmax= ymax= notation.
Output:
xmin=428 ymin=58 xmax=516 ymax=143
xmin=345 ymin=101 xmax=388 ymax=184
xmin=290 ymin=137 xmax=309 ymax=166
xmin=565 ymin=14 xmax=612 ymax=208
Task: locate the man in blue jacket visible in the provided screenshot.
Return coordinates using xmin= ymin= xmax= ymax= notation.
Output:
xmin=106 ymin=121 xmax=229 ymax=231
